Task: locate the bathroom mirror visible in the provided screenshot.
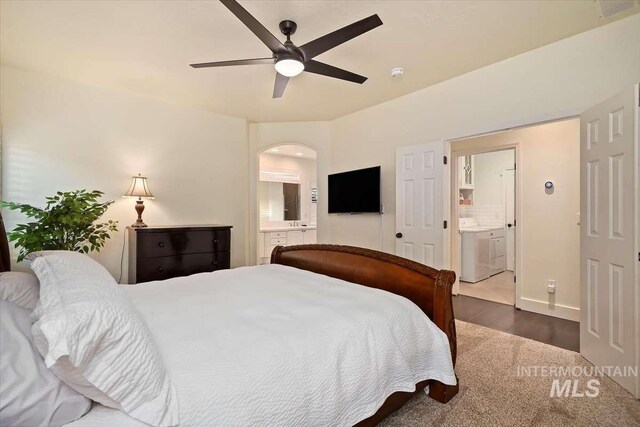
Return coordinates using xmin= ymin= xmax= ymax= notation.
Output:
xmin=258 ymin=181 xmax=300 ymax=221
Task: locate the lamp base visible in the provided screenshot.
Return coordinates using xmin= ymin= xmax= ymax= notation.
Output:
xmin=132 ymin=200 xmax=148 ymax=228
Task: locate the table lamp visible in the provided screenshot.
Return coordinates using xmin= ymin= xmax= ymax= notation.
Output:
xmin=124 ymin=173 xmax=154 ymax=228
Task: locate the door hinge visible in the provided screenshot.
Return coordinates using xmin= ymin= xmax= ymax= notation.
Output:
xmin=443 ymin=156 xmax=448 ymax=165
xmin=514 ymin=275 xmax=517 ymax=283
xmin=443 ymin=220 xmax=448 ymax=229
xmin=514 ymin=219 xmax=516 ymax=227
xmin=514 ymin=162 xmax=517 ymax=170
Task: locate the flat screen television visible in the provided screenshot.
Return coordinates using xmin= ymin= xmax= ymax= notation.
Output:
xmin=328 ymin=166 xmax=381 ymax=213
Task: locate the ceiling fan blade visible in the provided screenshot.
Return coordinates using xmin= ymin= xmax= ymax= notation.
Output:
xmin=273 ymin=72 xmax=289 ymax=98
xmin=299 ymin=14 xmax=383 ymax=60
xmin=190 ymin=57 xmax=274 ymax=68
xmin=304 ymin=60 xmax=367 ymax=84
xmin=219 ymin=0 xmax=288 ymax=54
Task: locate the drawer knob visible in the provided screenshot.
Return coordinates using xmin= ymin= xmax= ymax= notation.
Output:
xmin=213 ymin=239 xmax=219 ymax=244
xmin=157 ymin=266 xmax=165 ymax=272
xmin=212 ymin=260 xmax=219 ymax=266
xmin=158 ymin=242 xmax=165 ymax=248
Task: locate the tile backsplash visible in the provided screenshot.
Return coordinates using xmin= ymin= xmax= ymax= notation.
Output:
xmin=459 ymin=204 xmax=505 ymax=228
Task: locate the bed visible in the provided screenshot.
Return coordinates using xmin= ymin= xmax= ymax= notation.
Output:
xmin=0 ymin=213 xmax=458 ymax=426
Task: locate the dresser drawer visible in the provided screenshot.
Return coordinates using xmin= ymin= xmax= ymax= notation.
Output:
xmin=128 ymin=225 xmax=232 ymax=284
xmin=269 ymin=237 xmax=287 ymax=245
xmin=268 ymin=232 xmax=287 ymax=239
xmin=136 ymin=252 xmax=230 ymax=282
xmin=137 ymin=229 xmax=230 ymax=258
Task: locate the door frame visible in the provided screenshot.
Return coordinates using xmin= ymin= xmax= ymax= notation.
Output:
xmin=448 ymin=143 xmax=522 ymax=308
xmin=503 ymin=167 xmax=516 ymax=272
xmin=253 ymin=142 xmax=318 ymax=264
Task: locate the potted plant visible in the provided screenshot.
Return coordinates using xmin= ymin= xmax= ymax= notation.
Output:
xmin=1 ymin=190 xmax=118 ymax=262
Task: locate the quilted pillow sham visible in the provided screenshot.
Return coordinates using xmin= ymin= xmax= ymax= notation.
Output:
xmin=30 ymin=251 xmax=179 ymax=427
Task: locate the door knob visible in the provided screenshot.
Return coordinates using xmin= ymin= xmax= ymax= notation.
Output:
xmin=507 ymin=223 xmax=513 ymax=228
xmin=396 ymin=232 xmax=403 ymax=238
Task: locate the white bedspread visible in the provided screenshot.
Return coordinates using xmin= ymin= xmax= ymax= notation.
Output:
xmin=67 ymin=264 xmax=456 ymax=427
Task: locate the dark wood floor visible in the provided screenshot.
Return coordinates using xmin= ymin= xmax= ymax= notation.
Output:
xmin=453 ymin=295 xmax=580 ymax=352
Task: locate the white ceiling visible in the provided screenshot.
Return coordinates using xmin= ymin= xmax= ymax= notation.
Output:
xmin=1 ymin=1 xmax=637 ymax=123
xmin=264 ymin=144 xmax=317 ymax=159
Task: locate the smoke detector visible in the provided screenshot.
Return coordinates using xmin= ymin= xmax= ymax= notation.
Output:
xmin=596 ymin=0 xmax=637 ymax=18
xmin=391 ymin=67 xmax=404 ymax=78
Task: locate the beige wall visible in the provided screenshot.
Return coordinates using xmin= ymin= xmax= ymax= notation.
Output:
xmin=326 ymin=14 xmax=639 ymax=319
xmin=0 ymin=65 xmax=249 ymax=280
xmin=454 ymin=119 xmax=580 ymax=319
xmin=472 ymin=150 xmax=515 ymax=208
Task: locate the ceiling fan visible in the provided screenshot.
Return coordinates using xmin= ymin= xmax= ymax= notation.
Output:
xmin=190 ymin=0 xmax=383 ymax=98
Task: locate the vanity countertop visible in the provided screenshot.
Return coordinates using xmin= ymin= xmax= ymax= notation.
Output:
xmin=459 ymin=226 xmax=504 ymax=234
xmin=260 ymin=226 xmax=317 ymax=232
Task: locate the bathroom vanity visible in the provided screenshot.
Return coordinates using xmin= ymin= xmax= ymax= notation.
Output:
xmin=258 ymin=226 xmax=317 ymax=264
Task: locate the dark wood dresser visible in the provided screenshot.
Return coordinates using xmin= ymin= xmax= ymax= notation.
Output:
xmin=128 ymin=225 xmax=232 ymax=284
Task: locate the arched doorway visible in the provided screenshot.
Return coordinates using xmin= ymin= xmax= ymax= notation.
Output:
xmin=256 ymin=144 xmax=317 ymax=264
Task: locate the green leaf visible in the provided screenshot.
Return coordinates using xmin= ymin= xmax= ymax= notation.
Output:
xmin=4 ymin=189 xmax=118 ymax=258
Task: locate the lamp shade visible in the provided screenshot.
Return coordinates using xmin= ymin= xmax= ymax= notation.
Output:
xmin=124 ymin=174 xmax=154 ymax=198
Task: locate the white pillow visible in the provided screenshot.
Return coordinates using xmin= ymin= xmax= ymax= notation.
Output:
xmin=0 ymin=300 xmax=91 ymax=427
xmin=24 ymin=250 xmax=66 ymax=262
xmin=0 ymin=271 xmax=40 ymax=310
xmin=30 ymin=251 xmax=179 ymax=427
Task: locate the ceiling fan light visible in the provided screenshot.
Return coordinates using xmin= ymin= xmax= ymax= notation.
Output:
xmin=275 ymin=59 xmax=304 ymax=77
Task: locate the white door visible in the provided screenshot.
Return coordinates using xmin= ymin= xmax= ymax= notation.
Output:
xmin=396 ymin=141 xmax=444 ymax=269
xmin=580 ymin=86 xmax=638 ymax=397
xmin=504 ymin=168 xmax=516 ymax=271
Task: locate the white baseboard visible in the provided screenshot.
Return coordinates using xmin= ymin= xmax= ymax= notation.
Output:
xmin=518 ymin=297 xmax=580 ymax=322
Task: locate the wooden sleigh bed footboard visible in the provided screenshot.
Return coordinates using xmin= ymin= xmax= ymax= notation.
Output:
xmin=271 ymin=244 xmax=459 ymax=423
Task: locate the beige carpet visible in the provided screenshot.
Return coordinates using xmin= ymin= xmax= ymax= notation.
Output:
xmin=381 ymin=321 xmax=639 ymax=426
xmin=459 ymin=271 xmax=515 ymax=305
